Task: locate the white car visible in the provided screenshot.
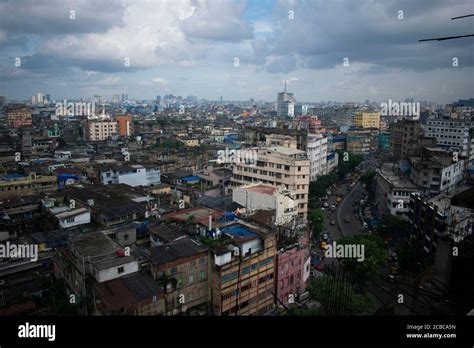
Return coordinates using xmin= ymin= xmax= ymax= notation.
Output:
xmin=331 ymin=205 xmax=336 ymax=211
xmin=323 ymin=202 xmax=329 ymax=208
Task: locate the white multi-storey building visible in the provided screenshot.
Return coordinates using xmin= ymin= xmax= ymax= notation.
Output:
xmin=101 ymin=164 xmax=161 ymax=187
xmin=424 ymin=119 xmax=471 ymax=158
xmin=307 ymin=134 xmax=328 ymax=181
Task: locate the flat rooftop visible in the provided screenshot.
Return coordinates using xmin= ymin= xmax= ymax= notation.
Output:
xmin=245 ymin=184 xmax=278 ymax=196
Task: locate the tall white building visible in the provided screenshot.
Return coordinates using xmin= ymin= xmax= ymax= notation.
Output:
xmin=277 ymin=82 xmax=295 ymax=117
xmin=307 ymin=134 xmax=328 ymax=181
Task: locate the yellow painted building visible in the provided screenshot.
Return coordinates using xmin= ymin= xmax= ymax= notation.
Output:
xmin=354 ymin=111 xmax=380 ymax=129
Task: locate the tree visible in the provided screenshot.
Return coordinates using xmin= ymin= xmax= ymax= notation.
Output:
xmin=309 ymin=208 xmax=325 ymax=240
xmin=307 ymin=275 xmax=374 ymax=315
xmin=359 ymin=169 xmax=376 ymax=199
xmin=377 ymin=214 xmax=410 ymax=239
xmin=337 ymin=234 xmax=388 ymax=288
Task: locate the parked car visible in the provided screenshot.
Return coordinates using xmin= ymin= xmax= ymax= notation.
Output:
xmin=344 ymin=216 xmax=350 ymax=223
xmin=323 ymin=202 xmax=329 ymax=208
xmin=330 ymin=219 xmax=335 ymax=225
xmin=331 ymin=205 xmax=336 ymax=211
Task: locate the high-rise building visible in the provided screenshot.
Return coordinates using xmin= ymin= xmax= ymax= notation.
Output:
xmin=231 ymin=146 xmax=310 ymax=220
xmin=307 ymin=134 xmax=328 ymax=181
xmin=115 ymin=114 xmax=132 ymax=137
xmin=87 ymin=107 xmax=117 ymax=141
xmin=390 ymin=119 xmax=435 ymax=160
xmin=277 ymin=82 xmax=295 ymax=117
xmin=354 ymin=111 xmax=380 ymax=129
xmin=4 ymin=104 xmax=32 ymax=128
xmin=37 ymin=93 xmax=44 ymax=104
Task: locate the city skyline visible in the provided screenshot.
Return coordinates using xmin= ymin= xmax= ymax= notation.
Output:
xmin=0 ymin=0 xmax=473 ymax=104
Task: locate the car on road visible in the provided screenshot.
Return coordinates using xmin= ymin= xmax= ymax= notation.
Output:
xmin=331 ymin=204 xmax=336 ymax=211
xmin=344 ymin=216 xmax=350 ymax=223
xmin=336 ymin=196 xmax=342 ymax=203
xmin=323 ymin=202 xmax=329 ymax=208
xmin=330 ymin=219 xmax=335 ymax=225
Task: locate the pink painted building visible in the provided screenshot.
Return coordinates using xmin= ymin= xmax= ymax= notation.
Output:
xmin=275 ymin=245 xmax=307 ymax=305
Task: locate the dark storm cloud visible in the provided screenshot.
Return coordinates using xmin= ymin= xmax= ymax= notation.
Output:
xmin=254 ymin=0 xmax=473 ymax=73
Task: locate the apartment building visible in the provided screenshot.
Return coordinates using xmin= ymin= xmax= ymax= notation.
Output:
xmin=374 ymin=163 xmax=418 ymax=221
xmin=0 ymin=173 xmax=57 ymax=199
xmin=115 ymin=115 xmax=132 ymax=137
xmin=410 ymin=147 xmax=465 ymax=197
xmin=346 ymin=128 xmax=379 ymax=155
xmin=232 ymin=184 xmax=298 ymax=225
xmin=390 ymin=119 xmax=424 ymax=160
xmin=54 ymin=231 xmax=139 ymax=314
xmin=231 ymin=146 xmax=310 ymax=220
xmin=409 ymin=186 xmax=474 ymax=254
xmin=4 ymin=104 xmax=32 ymax=128
xmin=210 ymin=221 xmax=277 ymax=315
xmin=424 ymin=119 xmax=471 ymax=158
xmin=307 ymin=134 xmax=328 ymax=181
xmin=101 ymin=164 xmax=161 ymax=187
xmin=146 ymin=237 xmax=210 ymax=316
xmin=87 ymin=118 xmax=118 ymax=141
xmin=354 ymin=111 xmax=380 ymax=129
xmin=275 ymin=244 xmax=309 ymax=305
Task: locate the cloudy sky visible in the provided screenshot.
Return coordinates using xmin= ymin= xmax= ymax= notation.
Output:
xmin=0 ymin=0 xmax=473 ymax=103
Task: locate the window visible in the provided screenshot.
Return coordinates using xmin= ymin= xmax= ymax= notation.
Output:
xmin=188 ymin=273 xmax=194 ymax=284
xmin=170 ymin=267 xmax=177 ymax=274
xmin=118 ymin=266 xmax=124 ymax=274
xmin=200 ymin=270 xmax=206 ymax=281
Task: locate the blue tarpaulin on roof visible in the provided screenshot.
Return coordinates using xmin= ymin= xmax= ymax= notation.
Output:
xmin=181 ymin=175 xmax=200 ymax=182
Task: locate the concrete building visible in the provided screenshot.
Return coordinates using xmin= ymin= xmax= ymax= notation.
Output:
xmin=0 ymin=173 xmax=57 ymax=199
xmin=275 ymin=244 xmax=308 ymax=305
xmin=409 ymin=186 xmax=474 ymax=255
xmin=49 ymin=206 xmax=91 ymax=229
xmin=115 ymin=115 xmax=132 ymax=137
xmin=390 ymin=119 xmax=436 ymax=160
xmin=245 ymin=127 xmax=308 ymax=151
xmin=146 ymin=238 xmax=210 ymax=315
xmin=101 ymin=164 xmax=161 ymax=187
xmin=87 ymin=108 xmax=118 ymax=141
xmin=424 ymin=119 xmax=471 ymax=158
xmin=307 ymin=134 xmax=328 ymax=181
xmin=55 ymin=231 xmax=139 ymax=314
xmin=210 ymin=221 xmax=276 ymax=315
xmin=4 ymin=104 xmax=32 ymax=128
xmin=277 ymin=83 xmax=295 ymax=117
xmin=231 ymin=146 xmax=310 ymax=220
xmin=354 ymin=111 xmax=380 ymax=129
xmin=346 ymin=128 xmax=379 ymax=156
xmin=232 ymin=184 xmax=298 ymax=225
xmin=410 ymin=147 xmax=465 ymax=197
xmin=375 ymin=163 xmax=418 ymax=220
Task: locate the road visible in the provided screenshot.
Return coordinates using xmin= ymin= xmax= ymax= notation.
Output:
xmin=336 ymin=182 xmax=364 ymax=237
